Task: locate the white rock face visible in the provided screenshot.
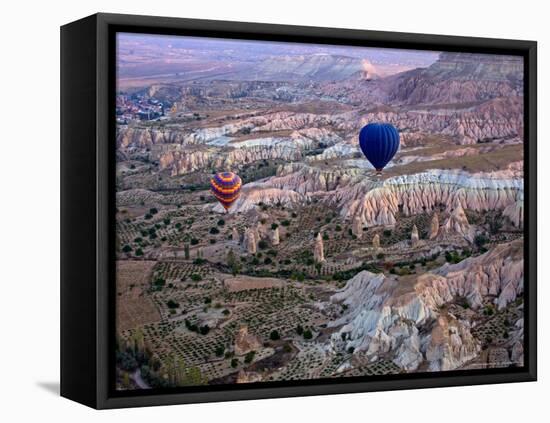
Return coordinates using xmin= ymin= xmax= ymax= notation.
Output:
xmin=340 ymin=169 xmax=523 ymax=227
xmin=159 ymin=144 xmax=302 ymax=176
xmin=219 ymin=186 xmax=306 ymax=214
xmin=328 ymin=240 xmax=523 ymax=371
xmin=314 ymin=232 xmax=325 ymax=262
xmin=307 ymin=142 xmax=359 ymax=161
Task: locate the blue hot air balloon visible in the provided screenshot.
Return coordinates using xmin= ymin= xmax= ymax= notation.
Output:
xmin=359 ymin=123 xmax=400 ymax=172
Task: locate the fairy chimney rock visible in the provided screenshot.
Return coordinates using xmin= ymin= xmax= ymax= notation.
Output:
xmin=429 ymin=213 xmax=439 ymax=240
xmin=372 ymin=233 xmax=381 ymax=249
xmin=442 ymin=204 xmax=473 ymax=241
xmin=232 ymin=227 xmax=240 ymax=243
xmin=314 ymin=232 xmax=325 ymax=262
xmin=245 ymin=228 xmax=257 ymax=254
xmin=352 ymin=215 xmax=363 ymax=239
xmin=271 ymin=227 xmax=280 ymax=246
xmin=411 ymin=224 xmax=420 ymax=246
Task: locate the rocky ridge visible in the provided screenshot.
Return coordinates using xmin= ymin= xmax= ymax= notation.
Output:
xmin=327 ymin=239 xmax=523 ymax=371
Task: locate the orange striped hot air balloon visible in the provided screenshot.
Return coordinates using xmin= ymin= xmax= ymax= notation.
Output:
xmin=210 ymin=171 xmax=242 ymax=211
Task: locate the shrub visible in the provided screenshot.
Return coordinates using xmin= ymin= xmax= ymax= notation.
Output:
xmin=303 ymin=329 xmax=313 ymax=340
xmin=209 ymin=227 xmax=220 ymax=234
xmin=271 ymin=223 xmax=279 ymax=230
xmin=149 ymin=207 xmax=158 ymax=215
xmin=244 ymin=351 xmax=256 ymax=364
xmin=258 ymin=240 xmax=268 ymax=250
xmin=190 ymin=274 xmax=202 ymax=282
xmin=215 ymin=346 xmax=225 ymax=357
xmin=199 ymin=325 xmax=210 ymax=335
xmin=135 ymin=248 xmax=143 ymax=257
xmin=230 ymin=358 xmax=239 ymax=368
xmin=269 ymin=330 xmax=280 ymax=341
xmin=122 ymin=245 xmax=132 ymax=253
xmin=217 ymin=219 xmax=225 ymax=226
xmin=296 ymin=325 xmax=304 ymax=335
xmin=347 ymin=347 xmax=355 ymax=354
xmin=281 ymin=220 xmax=290 ymax=227
xmin=190 ymin=238 xmax=199 ymax=245
xmin=166 ymin=299 xmax=179 ymax=309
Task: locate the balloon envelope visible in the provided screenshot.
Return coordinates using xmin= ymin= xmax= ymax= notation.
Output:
xmin=359 ymin=123 xmax=400 ymax=171
xmin=210 ymin=172 xmax=242 ymax=210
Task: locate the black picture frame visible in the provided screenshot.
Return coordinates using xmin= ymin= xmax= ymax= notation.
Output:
xmin=61 ymin=12 xmax=537 ymax=409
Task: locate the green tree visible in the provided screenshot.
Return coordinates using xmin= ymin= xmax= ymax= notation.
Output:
xmin=269 ymin=330 xmax=280 ymax=341
xmin=258 ymin=240 xmax=268 ymax=250
xmin=244 ymin=351 xmax=256 ymax=364
xmin=184 ymin=243 xmax=190 ymax=260
xmin=227 ymin=250 xmax=240 ymax=275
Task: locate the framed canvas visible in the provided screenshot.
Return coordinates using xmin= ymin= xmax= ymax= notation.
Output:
xmin=60 ymin=13 xmax=537 ymax=409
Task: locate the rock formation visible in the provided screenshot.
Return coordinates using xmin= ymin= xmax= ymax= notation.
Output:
xmin=245 ymin=228 xmax=257 ymax=254
xmin=328 ymin=240 xmax=523 ymax=371
xmin=425 ymin=314 xmax=480 ymax=371
xmin=372 ymin=234 xmax=380 ymax=250
xmin=314 ymin=232 xmax=325 ymax=262
xmin=236 ymin=370 xmax=263 ymax=383
xmin=429 ymin=213 xmax=439 ymax=239
xmin=411 ymin=224 xmax=420 ymax=246
xmin=271 ymin=227 xmax=280 ymax=246
xmin=352 ymin=215 xmax=363 ymax=239
xmin=339 ymin=169 xmax=523 ymax=227
xmin=441 ymin=204 xmax=473 ymax=241
xmin=261 ymin=166 xmax=523 ymax=228
xmin=234 ymin=326 xmax=262 ymax=356
xmin=219 ymin=187 xmax=305 ymax=214
xmin=232 ymin=227 xmax=240 ymax=243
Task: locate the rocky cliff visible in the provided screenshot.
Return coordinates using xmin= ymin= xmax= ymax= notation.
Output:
xmin=383 ymin=52 xmax=523 ymax=105
xmin=328 ymin=239 xmax=523 ymax=371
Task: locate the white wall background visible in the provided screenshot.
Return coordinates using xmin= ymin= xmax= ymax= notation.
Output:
xmin=0 ymin=0 xmax=547 ymax=421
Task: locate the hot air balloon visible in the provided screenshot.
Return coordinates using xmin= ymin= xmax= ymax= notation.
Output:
xmin=359 ymin=123 xmax=400 ymax=173
xmin=210 ymin=171 xmax=242 ymax=212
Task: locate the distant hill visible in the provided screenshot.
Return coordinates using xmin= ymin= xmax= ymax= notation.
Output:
xmin=382 ymin=52 xmax=524 ymax=105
